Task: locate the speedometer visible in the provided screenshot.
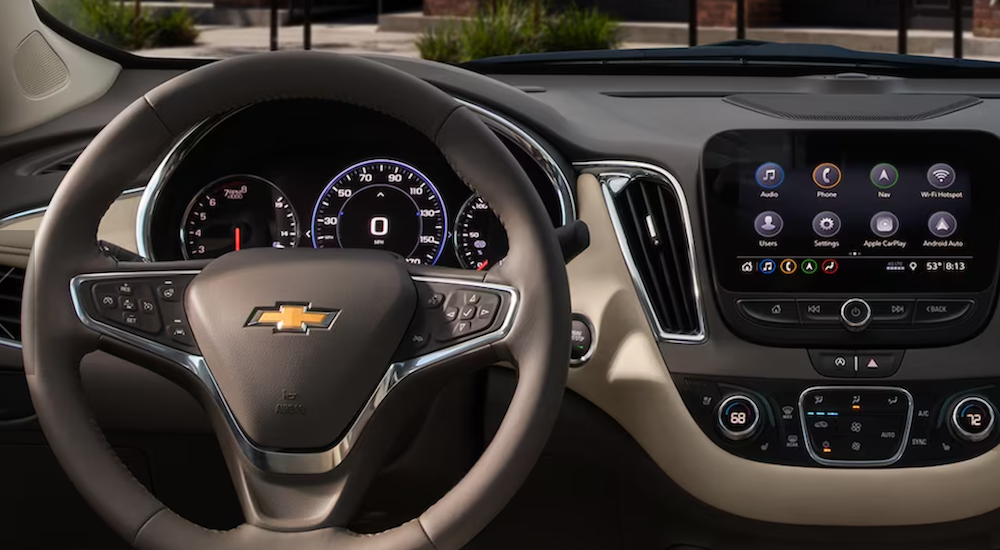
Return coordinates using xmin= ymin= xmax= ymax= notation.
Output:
xmin=311 ymin=159 xmax=447 ymax=265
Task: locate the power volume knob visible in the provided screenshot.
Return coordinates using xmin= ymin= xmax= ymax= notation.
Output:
xmin=950 ymin=396 xmax=996 ymax=443
xmin=840 ymin=298 xmax=872 ymax=332
xmin=717 ymin=395 xmax=762 ymax=441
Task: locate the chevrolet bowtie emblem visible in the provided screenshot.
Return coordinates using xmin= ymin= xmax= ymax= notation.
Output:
xmin=245 ymin=304 xmax=339 ymax=333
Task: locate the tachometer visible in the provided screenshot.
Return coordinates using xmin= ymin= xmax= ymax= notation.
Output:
xmin=454 ymin=194 xmax=508 ymax=270
xmin=311 ymin=159 xmax=447 ymax=265
xmin=182 ymin=175 xmax=298 ymax=259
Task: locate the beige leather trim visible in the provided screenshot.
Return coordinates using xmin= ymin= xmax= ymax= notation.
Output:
xmin=567 ymin=173 xmax=1000 ymax=526
xmin=0 ymin=193 xmax=141 ymax=255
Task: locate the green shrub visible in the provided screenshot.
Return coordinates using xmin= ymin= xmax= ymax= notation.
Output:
xmin=150 ymin=8 xmax=201 ymax=47
xmin=544 ymin=4 xmax=620 ymax=52
xmin=418 ymin=0 xmax=619 ymax=63
xmin=39 ymin=0 xmax=199 ymax=50
xmin=416 ymin=23 xmax=464 ymax=64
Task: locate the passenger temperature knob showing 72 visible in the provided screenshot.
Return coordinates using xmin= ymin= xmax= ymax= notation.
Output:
xmin=950 ymin=396 xmax=996 ymax=443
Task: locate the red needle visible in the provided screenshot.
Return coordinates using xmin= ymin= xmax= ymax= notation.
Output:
xmin=477 ymin=259 xmax=489 ymax=271
xmin=235 ymin=227 xmax=241 ymax=251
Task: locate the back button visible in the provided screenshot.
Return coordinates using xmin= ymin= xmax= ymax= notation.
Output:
xmin=798 ymin=300 xmax=841 ymax=324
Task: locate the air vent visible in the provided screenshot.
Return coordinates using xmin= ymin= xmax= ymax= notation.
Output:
xmin=612 ymin=178 xmax=702 ymax=339
xmin=0 ymin=267 xmax=24 ymax=343
xmin=35 ymin=152 xmax=79 ymax=175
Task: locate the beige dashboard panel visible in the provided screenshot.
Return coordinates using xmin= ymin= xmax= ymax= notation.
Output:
xmin=567 ymin=172 xmax=1000 ymax=527
xmin=0 ymin=192 xmax=141 ymax=257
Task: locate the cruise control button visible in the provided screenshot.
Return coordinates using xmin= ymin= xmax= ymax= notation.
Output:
xmin=158 ymin=285 xmax=179 ymax=302
xmin=856 ymin=351 xmax=903 ymax=378
xmin=120 ymin=296 xmax=137 ymax=312
xmin=139 ymin=299 xmax=156 ymax=315
xmin=913 ymin=300 xmax=974 ymax=324
xmin=117 ymin=282 xmax=134 ymax=296
xmin=870 ymin=300 xmax=915 ymax=325
xmin=798 ymin=300 xmax=841 ymax=324
xmin=808 ymin=350 xmax=855 ymax=378
xmin=98 ymin=294 xmax=116 ymax=310
xmin=122 ymin=312 xmax=140 ymax=327
xmin=737 ymin=299 xmax=798 ymax=324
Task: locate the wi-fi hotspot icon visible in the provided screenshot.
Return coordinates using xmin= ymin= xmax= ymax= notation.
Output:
xmin=927 ymin=163 xmax=955 ymax=189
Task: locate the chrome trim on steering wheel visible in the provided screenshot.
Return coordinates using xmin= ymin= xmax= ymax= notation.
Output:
xmin=135 ymin=100 xmax=575 ymax=260
xmin=575 ymin=161 xmax=707 ymax=344
xmin=69 ymin=271 xmax=518 ymax=475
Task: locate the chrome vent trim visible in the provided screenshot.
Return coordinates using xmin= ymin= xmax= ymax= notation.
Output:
xmin=577 ymin=161 xmax=706 ymax=344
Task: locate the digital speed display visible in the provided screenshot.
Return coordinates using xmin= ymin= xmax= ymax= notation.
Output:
xmin=311 ymin=159 xmax=448 ymax=265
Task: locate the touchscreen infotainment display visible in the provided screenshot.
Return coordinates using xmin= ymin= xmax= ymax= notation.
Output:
xmin=703 ymin=130 xmax=1000 ymax=293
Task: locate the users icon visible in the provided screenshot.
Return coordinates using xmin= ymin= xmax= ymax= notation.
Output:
xmin=754 ymin=211 xmax=783 ymax=238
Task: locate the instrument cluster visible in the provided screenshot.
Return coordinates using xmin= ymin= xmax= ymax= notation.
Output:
xmin=145 ymin=100 xmax=563 ymax=269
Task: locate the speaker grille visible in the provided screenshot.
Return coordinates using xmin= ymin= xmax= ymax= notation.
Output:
xmin=13 ymin=32 xmax=69 ymax=99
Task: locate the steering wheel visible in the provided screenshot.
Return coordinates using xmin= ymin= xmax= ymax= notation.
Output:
xmin=22 ymin=52 xmax=570 ymax=550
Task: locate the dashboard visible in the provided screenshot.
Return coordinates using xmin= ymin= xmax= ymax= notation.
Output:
xmin=139 ymin=100 xmax=565 ymax=268
xmin=12 ymin=54 xmax=1000 ymax=536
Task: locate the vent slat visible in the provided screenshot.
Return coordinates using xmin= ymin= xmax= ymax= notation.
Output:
xmin=614 ymin=179 xmax=700 ymax=337
xmin=0 ymin=266 xmax=25 ymax=342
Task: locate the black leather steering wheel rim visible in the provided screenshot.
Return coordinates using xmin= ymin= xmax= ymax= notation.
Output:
xmin=23 ymin=52 xmax=570 ymax=550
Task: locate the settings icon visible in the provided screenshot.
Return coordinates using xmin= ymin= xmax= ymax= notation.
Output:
xmin=812 ymin=211 xmax=841 ymax=237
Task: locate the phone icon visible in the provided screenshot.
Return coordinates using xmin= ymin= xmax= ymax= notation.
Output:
xmin=813 ymin=163 xmax=842 ymax=189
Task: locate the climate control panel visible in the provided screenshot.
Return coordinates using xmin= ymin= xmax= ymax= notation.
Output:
xmin=677 ymin=375 xmax=1000 ymax=468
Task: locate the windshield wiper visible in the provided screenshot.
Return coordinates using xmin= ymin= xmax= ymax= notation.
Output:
xmin=464 ymin=41 xmax=1000 ymax=76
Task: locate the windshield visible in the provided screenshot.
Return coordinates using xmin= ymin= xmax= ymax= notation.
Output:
xmin=35 ymin=0 xmax=997 ymax=66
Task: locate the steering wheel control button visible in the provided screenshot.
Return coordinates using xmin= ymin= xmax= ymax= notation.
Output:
xmin=117 ymin=282 xmax=134 ymax=296
xmin=736 ymin=299 xmax=799 ymax=325
xmin=800 ymin=387 xmax=912 ymax=466
xmin=717 ymin=395 xmax=761 ymax=441
xmin=808 ymin=350 xmax=856 ymax=378
xmin=158 ymin=284 xmax=179 ymax=302
xmin=120 ymin=296 xmax=137 ymax=312
xmin=913 ymin=300 xmax=974 ymax=324
xmin=839 ymin=298 xmax=872 ymax=332
xmin=870 ymin=300 xmax=915 ymax=325
xmin=460 ymin=305 xmax=477 ymax=320
xmin=167 ymin=324 xmax=195 ymax=347
xmin=396 ymin=282 xmax=510 ymax=361
xmin=870 ymin=163 xmax=899 ymax=189
xmin=927 ymin=163 xmax=956 ymax=189
xmin=812 ymin=211 xmax=842 ymax=238
xmin=753 ymin=211 xmax=783 ymax=238
xmin=755 ymin=162 xmax=784 ymax=189
xmin=812 ymin=162 xmax=842 ymax=189
xmin=420 ymin=290 xmax=446 ymax=309
xmin=856 ymin=351 xmax=903 ymax=378
xmin=797 ymin=300 xmax=841 ymax=324
xmin=139 ymin=299 xmax=156 ymax=315
xmin=927 ymin=211 xmax=958 ymax=238
xmin=570 ymin=314 xmax=595 ymax=366
xmin=951 ymin=397 xmax=996 ymax=443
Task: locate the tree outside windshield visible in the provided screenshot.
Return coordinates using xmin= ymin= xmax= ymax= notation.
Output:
xmin=36 ymin=0 xmax=1000 ymax=63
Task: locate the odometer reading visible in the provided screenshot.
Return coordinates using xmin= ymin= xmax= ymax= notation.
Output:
xmin=182 ymin=175 xmax=298 ymax=259
xmin=311 ymin=159 xmax=447 ymax=265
